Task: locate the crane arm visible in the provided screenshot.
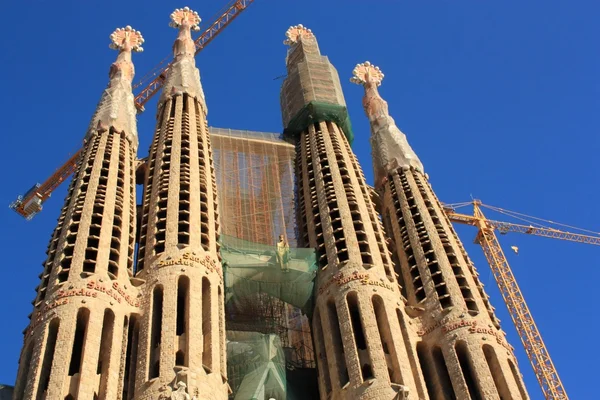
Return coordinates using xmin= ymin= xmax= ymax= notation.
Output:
xmin=11 ymin=0 xmax=257 ymax=220
xmin=134 ymin=0 xmax=255 ymax=112
xmin=444 ymin=208 xmax=600 ymax=246
xmin=473 ymin=209 xmax=569 ymax=400
xmin=9 ymin=150 xmax=81 ymax=220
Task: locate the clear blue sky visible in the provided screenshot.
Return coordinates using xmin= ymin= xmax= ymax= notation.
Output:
xmin=1 ymin=1 xmax=598 ymax=398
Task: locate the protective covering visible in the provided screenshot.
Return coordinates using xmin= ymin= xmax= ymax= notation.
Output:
xmin=211 ymin=128 xmax=318 ymax=399
xmin=283 ymin=101 xmax=354 ymax=145
xmin=280 ymin=28 xmax=354 ymax=145
xmin=227 ymin=331 xmax=287 ymax=400
xmin=221 ymin=234 xmax=317 ymax=312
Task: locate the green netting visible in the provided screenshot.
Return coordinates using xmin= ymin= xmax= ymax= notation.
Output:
xmin=283 ymin=101 xmax=354 ymax=145
xmin=220 ymin=235 xmax=317 ymax=313
xmin=227 ymin=331 xmax=287 ymax=400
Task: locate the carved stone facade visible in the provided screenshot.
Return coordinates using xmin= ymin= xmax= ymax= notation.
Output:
xmin=351 ymin=61 xmax=530 ymax=400
xmin=12 ymin=9 xmax=227 ymax=400
xmin=12 ymin=15 xmax=531 ymax=400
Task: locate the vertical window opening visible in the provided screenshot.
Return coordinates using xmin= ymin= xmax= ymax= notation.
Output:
xmin=416 ymin=342 xmax=437 ymax=400
xmin=313 ymin=309 xmax=332 ymax=394
xmin=37 ymin=319 xmax=60 ymax=399
xmin=455 ymin=341 xmax=482 ymax=400
xmin=15 ymin=340 xmax=34 ymax=400
xmin=347 ymin=292 xmax=373 ymax=381
xmin=483 ymin=344 xmax=511 ymax=400
xmin=97 ymin=309 xmax=115 ymax=399
xmin=69 ymin=308 xmax=90 ymax=376
xmin=432 ymin=346 xmax=456 ymax=400
xmin=372 ymin=295 xmax=402 ymax=384
xmin=176 ymin=276 xmax=189 ymax=335
xmin=508 ymin=359 xmax=528 ymax=400
xmin=327 ymin=299 xmax=349 ymax=387
xmin=176 ymin=276 xmax=189 ymax=367
xmin=149 ymin=286 xmax=163 ymax=379
xmin=202 ymin=277 xmax=212 ymax=370
xmin=347 ymin=293 xmax=366 ymax=350
xmin=122 ymin=315 xmax=139 ymax=400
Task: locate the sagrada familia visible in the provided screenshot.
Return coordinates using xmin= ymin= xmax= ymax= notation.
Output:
xmin=9 ymin=6 xmax=531 ymax=400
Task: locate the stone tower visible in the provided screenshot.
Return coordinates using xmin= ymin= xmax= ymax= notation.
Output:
xmin=280 ymin=25 xmax=418 ymax=400
xmin=12 ymin=26 xmax=145 ymax=399
xmin=351 ymin=61 xmax=530 ymax=400
xmin=133 ymin=7 xmax=227 ymax=400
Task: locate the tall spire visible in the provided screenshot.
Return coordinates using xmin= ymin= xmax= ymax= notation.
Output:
xmin=86 ymin=26 xmax=144 ymax=148
xmin=351 ymin=61 xmax=423 ymax=187
xmin=160 ymin=6 xmax=207 ymax=112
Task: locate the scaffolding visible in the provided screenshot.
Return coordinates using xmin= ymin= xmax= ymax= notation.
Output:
xmin=211 ymin=128 xmax=317 ymax=399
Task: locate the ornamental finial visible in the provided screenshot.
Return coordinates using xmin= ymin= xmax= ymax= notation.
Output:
xmin=350 ymin=61 xmax=384 ymax=87
xmin=109 ymin=26 xmax=145 ymax=53
xmin=170 ymin=6 xmax=201 ymax=31
xmin=283 ymin=24 xmax=314 ymax=46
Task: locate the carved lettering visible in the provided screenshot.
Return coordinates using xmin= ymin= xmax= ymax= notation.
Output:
xmin=25 ymin=298 xmax=70 ymax=336
xmin=417 ymin=319 xmax=514 ymax=351
xmin=318 ymin=271 xmax=395 ymax=295
xmin=157 ymin=252 xmax=222 ymax=279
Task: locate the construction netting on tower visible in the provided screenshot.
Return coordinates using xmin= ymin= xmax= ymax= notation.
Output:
xmin=211 ymin=128 xmax=318 ymax=399
xmin=279 ymin=35 xmax=354 ymax=144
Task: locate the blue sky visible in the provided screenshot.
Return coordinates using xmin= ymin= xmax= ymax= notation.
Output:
xmin=1 ymin=0 xmax=598 ymax=398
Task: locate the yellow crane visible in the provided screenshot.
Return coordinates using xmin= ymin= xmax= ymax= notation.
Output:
xmin=443 ymin=200 xmax=600 ymax=400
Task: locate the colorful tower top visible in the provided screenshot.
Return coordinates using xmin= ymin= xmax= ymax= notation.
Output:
xmin=86 ymin=26 xmax=144 ymax=147
xmin=160 ymin=6 xmax=207 ymax=112
xmin=283 ymin=24 xmax=315 ymax=46
xmin=351 ymin=61 xmax=423 ymax=186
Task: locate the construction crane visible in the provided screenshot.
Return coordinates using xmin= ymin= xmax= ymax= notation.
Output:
xmin=9 ymin=0 xmax=256 ymax=221
xmin=443 ymin=200 xmax=600 ymax=400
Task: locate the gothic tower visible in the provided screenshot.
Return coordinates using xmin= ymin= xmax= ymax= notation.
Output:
xmin=133 ymin=7 xmax=227 ymax=400
xmin=351 ymin=62 xmax=530 ymax=400
xmin=13 ymin=27 xmax=144 ymax=399
xmin=280 ymin=25 xmax=419 ymax=400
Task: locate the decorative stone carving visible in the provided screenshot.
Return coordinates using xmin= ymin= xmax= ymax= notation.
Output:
xmin=283 ymin=24 xmax=314 ymax=45
xmin=109 ymin=26 xmax=145 ymax=53
xmin=171 ymin=381 xmax=192 ymax=400
xmin=158 ymin=381 xmax=193 ymax=400
xmin=158 ymin=384 xmax=173 ymax=399
xmin=170 ymin=7 xmax=201 ymax=31
xmin=276 ymin=234 xmax=290 ymax=272
xmin=350 ymin=61 xmax=384 ymax=86
xmin=394 ymin=385 xmax=410 ymax=399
